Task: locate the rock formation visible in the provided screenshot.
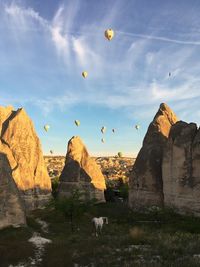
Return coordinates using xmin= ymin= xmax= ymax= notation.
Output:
xmin=0 ymin=152 xmax=26 ymax=229
xmin=58 ymin=136 xmax=106 ymax=202
xmin=129 ymin=102 xmax=200 ymax=216
xmin=129 ymin=103 xmax=178 ymax=208
xmin=0 ymin=105 xmax=51 ymax=210
xmin=162 ymin=121 xmax=200 ymax=215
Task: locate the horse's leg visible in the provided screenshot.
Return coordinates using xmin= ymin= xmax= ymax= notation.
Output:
xmin=94 ymin=223 xmax=98 ymax=237
xmin=99 ymin=224 xmax=103 ymax=235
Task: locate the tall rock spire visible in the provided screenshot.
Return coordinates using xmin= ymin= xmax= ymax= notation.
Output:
xmin=129 ymin=103 xmax=178 ymax=208
xmin=0 ymin=106 xmax=51 ymax=210
xmin=58 ymin=136 xmax=106 ymax=202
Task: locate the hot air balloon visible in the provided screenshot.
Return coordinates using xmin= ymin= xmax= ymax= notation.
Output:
xmin=135 ymin=125 xmax=140 ymax=130
xmin=169 ymin=72 xmax=171 ymax=77
xmin=50 ymin=150 xmax=53 ymax=155
xmin=105 ymin=29 xmax=114 ymax=41
xmin=75 ymin=120 xmax=80 ymax=127
xmin=101 ymin=126 xmax=106 ymax=134
xmin=112 ymin=128 xmax=115 ymax=133
xmin=82 ymin=71 xmax=88 ymax=78
xmin=118 ymin=152 xmax=123 ymax=157
xmin=44 ymin=124 xmax=50 ymax=132
xmin=101 ymin=138 xmax=105 ymax=143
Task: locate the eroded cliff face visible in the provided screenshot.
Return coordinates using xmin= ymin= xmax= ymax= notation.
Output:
xmin=129 ymin=103 xmax=178 ymax=208
xmin=58 ymin=136 xmax=106 ymax=202
xmin=162 ymin=121 xmax=200 ymax=215
xmin=0 ymin=152 xmax=26 ymax=229
xmin=0 ymin=106 xmax=51 ymax=210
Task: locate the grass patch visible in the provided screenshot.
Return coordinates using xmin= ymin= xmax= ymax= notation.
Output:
xmin=2 ymin=203 xmax=200 ymax=266
xmin=0 ymin=226 xmax=34 ymax=267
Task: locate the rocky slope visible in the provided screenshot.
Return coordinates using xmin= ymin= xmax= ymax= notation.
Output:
xmin=45 ymin=156 xmax=134 ymax=183
xmin=0 ymin=106 xmax=51 ymax=210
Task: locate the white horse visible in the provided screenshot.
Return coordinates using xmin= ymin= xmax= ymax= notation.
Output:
xmin=92 ymin=217 xmax=108 ymax=237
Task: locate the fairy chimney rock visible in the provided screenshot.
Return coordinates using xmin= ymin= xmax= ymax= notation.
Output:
xmin=0 ymin=105 xmax=51 ymax=210
xmin=58 ymin=136 xmax=106 ymax=201
xmin=129 ymin=103 xmax=178 ymax=208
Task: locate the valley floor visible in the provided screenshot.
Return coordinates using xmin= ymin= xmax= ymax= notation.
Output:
xmin=1 ymin=203 xmax=200 ymax=267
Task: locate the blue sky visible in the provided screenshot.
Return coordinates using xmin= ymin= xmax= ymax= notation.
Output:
xmin=1 ymin=0 xmax=200 ymax=156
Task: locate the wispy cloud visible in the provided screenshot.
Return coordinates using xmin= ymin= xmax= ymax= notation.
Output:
xmin=4 ymin=2 xmax=48 ymax=28
xmin=117 ymin=31 xmax=200 ymax=46
xmin=2 ymin=0 xmax=200 ymax=123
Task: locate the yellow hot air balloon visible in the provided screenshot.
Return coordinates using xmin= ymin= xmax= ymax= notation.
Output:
xmin=135 ymin=124 xmax=140 ymax=130
xmin=118 ymin=152 xmax=123 ymax=157
xmin=105 ymin=29 xmax=114 ymax=41
xmin=101 ymin=126 xmax=106 ymax=134
xmin=101 ymin=138 xmax=105 ymax=143
xmin=44 ymin=124 xmax=50 ymax=132
xmin=75 ymin=120 xmax=80 ymax=127
xmin=82 ymin=71 xmax=88 ymax=78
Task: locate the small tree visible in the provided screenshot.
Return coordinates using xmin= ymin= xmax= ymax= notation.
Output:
xmin=51 ymin=176 xmax=59 ymax=198
xmin=54 ymin=189 xmax=87 ymax=232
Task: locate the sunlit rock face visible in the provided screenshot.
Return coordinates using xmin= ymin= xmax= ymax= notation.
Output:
xmin=0 ymin=152 xmax=26 ymax=229
xmin=58 ymin=136 xmax=106 ymax=202
xmin=162 ymin=121 xmax=200 ymax=215
xmin=129 ymin=103 xmax=178 ymax=208
xmin=0 ymin=106 xmax=51 ymax=210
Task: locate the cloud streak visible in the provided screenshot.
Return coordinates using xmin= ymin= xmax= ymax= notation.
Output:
xmin=117 ymin=31 xmax=200 ymax=46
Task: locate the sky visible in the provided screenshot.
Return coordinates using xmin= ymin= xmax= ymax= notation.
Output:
xmin=1 ymin=0 xmax=200 ymax=156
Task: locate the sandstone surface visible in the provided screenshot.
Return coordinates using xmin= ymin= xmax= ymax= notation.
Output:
xmin=129 ymin=103 xmax=178 ymax=208
xmin=58 ymin=136 xmax=106 ymax=201
xmin=0 ymin=106 xmax=51 ymax=210
xmin=0 ymin=152 xmax=26 ymax=229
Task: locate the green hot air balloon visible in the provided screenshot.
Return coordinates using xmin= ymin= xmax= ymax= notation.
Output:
xmin=44 ymin=124 xmax=50 ymax=132
xmin=50 ymin=150 xmax=53 ymax=155
xmin=118 ymin=152 xmax=123 ymax=157
xmin=101 ymin=138 xmax=105 ymax=143
xmin=135 ymin=124 xmax=140 ymax=130
xmin=75 ymin=120 xmax=80 ymax=127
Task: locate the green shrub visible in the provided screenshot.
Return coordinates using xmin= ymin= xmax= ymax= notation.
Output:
xmin=51 ymin=176 xmax=59 ymax=198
